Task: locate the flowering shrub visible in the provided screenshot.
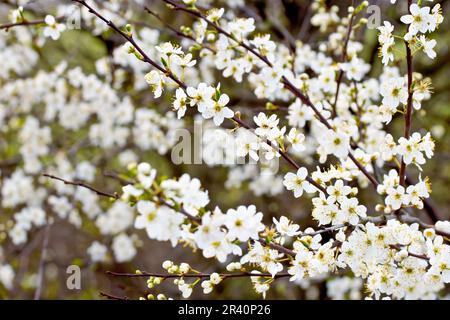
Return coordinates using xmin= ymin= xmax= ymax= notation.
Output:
xmin=0 ymin=0 xmax=449 ymax=300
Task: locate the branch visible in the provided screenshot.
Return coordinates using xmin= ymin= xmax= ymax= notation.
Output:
xmin=332 ymin=0 xmax=357 ymax=117
xmin=106 ymin=270 xmax=290 ymax=279
xmin=144 ymin=6 xmax=215 ymax=53
xmin=42 ymin=173 xmax=119 ymax=199
xmin=44 ymin=172 xmax=295 ymax=255
xmin=33 ymin=222 xmax=51 ymax=300
xmin=99 ymin=291 xmax=129 ymax=300
xmin=0 ymin=16 xmax=64 ymax=30
xmin=389 ymin=244 xmax=428 ymax=261
xmin=399 ymin=7 xmax=414 ymax=188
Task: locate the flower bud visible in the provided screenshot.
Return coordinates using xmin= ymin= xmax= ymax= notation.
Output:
xmin=162 ymin=260 xmax=173 ymax=270
xmin=179 ymin=263 xmax=190 ymax=274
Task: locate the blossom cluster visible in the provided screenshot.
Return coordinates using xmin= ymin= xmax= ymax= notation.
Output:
xmin=0 ymin=0 xmax=449 ymax=300
xmin=114 ymin=162 xmax=450 ymax=299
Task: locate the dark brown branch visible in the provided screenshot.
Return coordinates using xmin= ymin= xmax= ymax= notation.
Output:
xmin=42 ymin=173 xmax=119 ymax=199
xmin=106 ymin=270 xmax=290 ymax=279
xmin=33 ymin=222 xmax=51 ymax=300
xmin=99 ymin=291 xmax=129 ymax=300
xmin=0 ymin=16 xmax=64 ymax=30
xmin=389 ymin=245 xmax=428 ymax=261
xmin=399 ymin=13 xmax=414 ymax=188
xmin=332 ymin=0 xmax=357 ymax=118
xmin=144 ymin=6 xmax=215 ymax=53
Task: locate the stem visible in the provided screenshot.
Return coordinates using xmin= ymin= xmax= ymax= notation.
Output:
xmin=399 ymin=36 xmax=414 ymax=187
xmin=332 ymin=0 xmax=357 ymax=117
xmin=0 ymin=16 xmax=64 ymax=30
xmin=100 ymin=291 xmax=128 ymax=300
xmin=144 ymin=6 xmax=215 ymax=53
xmin=106 ymin=270 xmax=290 ymax=279
xmin=42 ymin=173 xmax=119 ymax=199
xmin=33 ymin=222 xmax=51 ymax=300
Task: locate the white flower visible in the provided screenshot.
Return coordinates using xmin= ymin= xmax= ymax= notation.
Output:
xmin=435 ymin=221 xmax=450 ymax=234
xmin=227 ymin=18 xmax=255 ymax=39
xmin=121 ymin=184 xmax=143 ymax=200
xmin=9 ymin=6 xmax=24 ymax=23
xmin=288 ymin=99 xmax=314 ymax=128
xmin=201 ymin=280 xmax=214 ymax=294
xmin=378 ymin=21 xmax=394 ymax=44
xmin=241 ymin=242 xmax=283 ymax=277
xmin=210 ymin=272 xmax=222 ymax=285
xmin=178 ymin=281 xmax=193 ymax=298
xmin=273 ymin=216 xmax=300 ymax=237
xmin=397 ymin=132 xmax=426 ymax=165
xmin=112 ymin=233 xmax=136 ymax=263
xmin=226 ymin=262 xmax=242 ymax=272
xmin=135 ymin=201 xmax=184 ymax=246
xmin=385 ymin=186 xmax=408 ymax=210
xmin=145 ymin=70 xmax=165 ymax=98
xmin=380 ymin=77 xmax=408 ymax=109
xmin=283 ymin=167 xmax=314 ymax=198
xmin=251 ymin=274 xmax=270 ymax=299
xmin=287 ymin=128 xmax=305 ymax=152
xmin=172 ymin=53 xmax=196 ymax=68
xmin=87 ymin=241 xmax=108 ymax=263
xmin=173 ymin=88 xmax=188 ymax=119
xmin=400 ymin=4 xmax=433 ymax=39
xmin=406 ymin=180 xmax=430 ymax=208
xmin=235 ymin=128 xmax=260 ymax=161
xmin=9 ymin=224 xmax=27 ymax=245
xmin=254 ymin=113 xmax=279 ymax=137
xmin=223 ymin=59 xmax=245 ymax=82
xmin=288 ymin=250 xmax=313 ymax=281
xmin=225 ymin=205 xmax=264 ymax=242
xmin=202 ymin=93 xmax=234 ymax=126
xmin=186 ymin=83 xmax=215 ymax=111
xmin=0 ymin=264 xmax=14 ymax=289
xmin=156 ymin=42 xmax=183 ymax=57
xmin=340 ymin=57 xmax=370 ymax=81
xmin=338 ymin=197 xmax=367 ymax=225
xmin=137 ymin=162 xmax=157 ymax=189
xmin=162 ymin=260 xmax=173 ymax=270
xmin=326 ymin=180 xmax=352 ymax=204
xmin=43 ymin=15 xmax=66 ymax=40
xmin=419 ymin=35 xmax=437 ymax=59
xmin=207 ymin=8 xmax=224 ymax=22
xmin=321 ymin=129 xmax=350 ymax=159
xmin=380 ymin=36 xmax=395 ymax=65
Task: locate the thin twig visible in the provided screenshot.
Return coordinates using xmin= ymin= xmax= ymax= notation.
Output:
xmin=106 ymin=270 xmax=290 ymax=279
xmin=332 ymin=0 xmax=357 ymax=118
xmin=100 ymin=291 xmax=129 ymax=300
xmin=399 ymin=1 xmax=414 ymax=187
xmin=144 ymin=6 xmax=215 ymax=53
xmin=33 ymin=222 xmax=51 ymax=300
xmin=0 ymin=16 xmax=64 ymax=30
xmin=42 ymin=173 xmax=119 ymax=199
